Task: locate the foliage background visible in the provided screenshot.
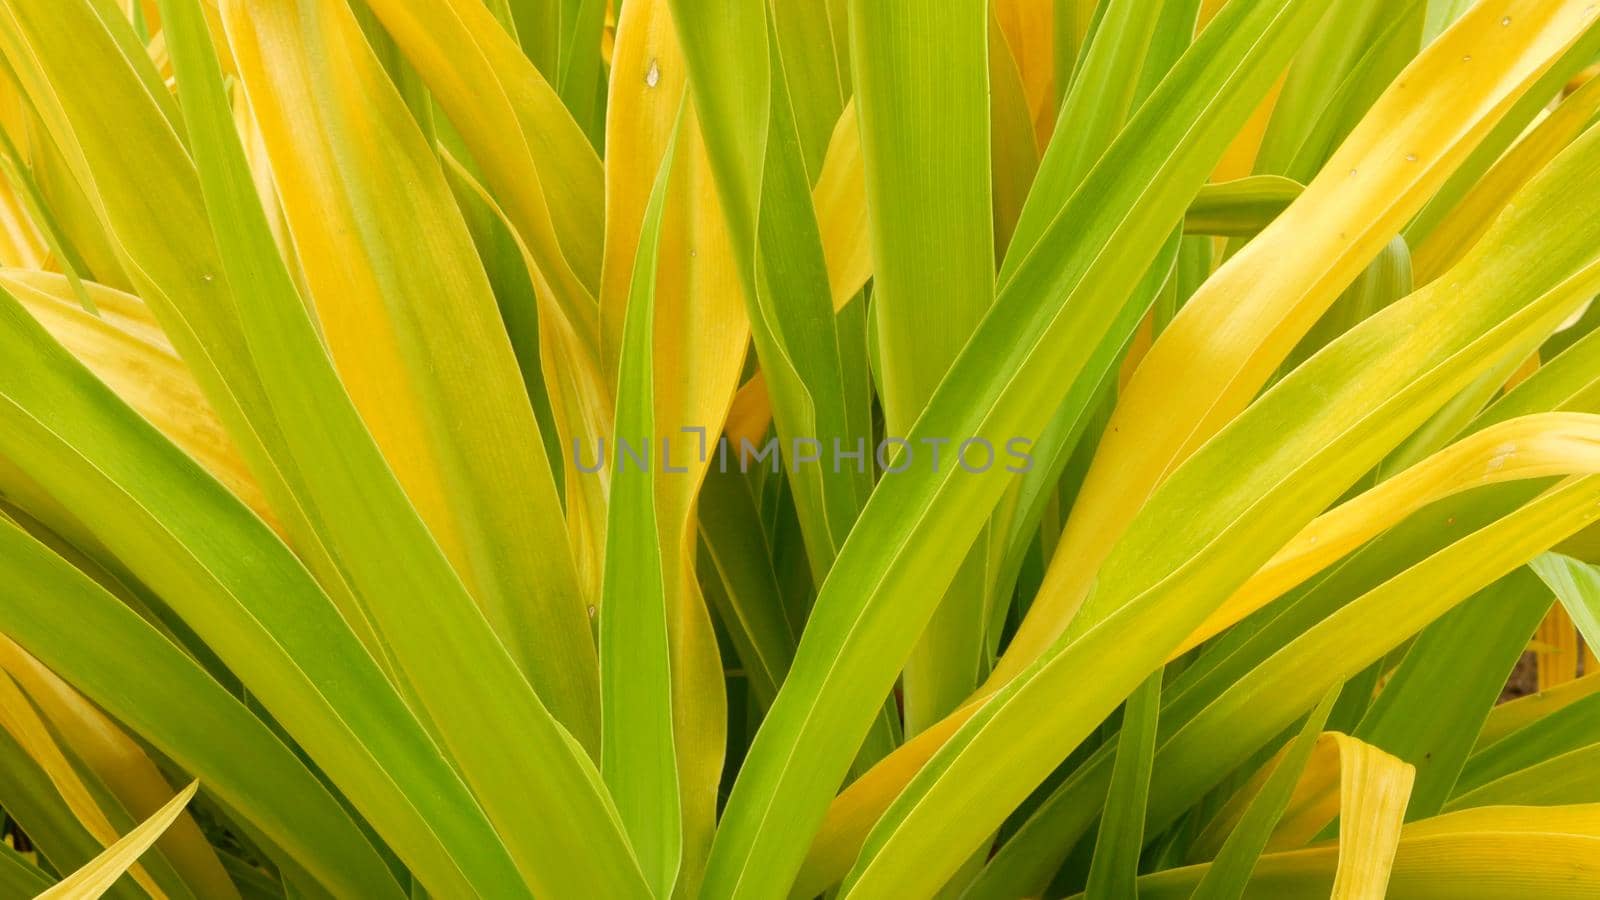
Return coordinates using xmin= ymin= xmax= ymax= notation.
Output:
xmin=0 ymin=0 xmax=1599 ymax=897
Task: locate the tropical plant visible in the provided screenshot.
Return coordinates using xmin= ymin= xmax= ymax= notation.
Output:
xmin=2 ymin=0 xmax=1600 ymax=896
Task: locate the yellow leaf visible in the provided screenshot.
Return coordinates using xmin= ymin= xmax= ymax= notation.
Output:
xmin=0 ymin=171 xmax=46 ymax=268
xmin=796 ymin=711 xmax=972 ymax=897
xmin=814 ymin=100 xmax=871 ymax=312
xmin=652 ymin=107 xmax=747 ymax=896
xmin=1536 ymin=603 xmax=1582 ymax=690
xmin=1192 ymin=731 xmax=1414 ymax=898
xmin=600 ymin=0 xmax=685 ymax=377
xmin=1330 ymin=737 xmax=1414 ymax=900
xmin=1413 ymin=70 xmax=1600 ymax=283
xmin=1145 ymin=804 xmax=1600 ymax=898
xmin=993 ymin=0 xmax=1056 ymax=149
xmin=990 ymin=8 xmax=1042 ymax=257
xmin=1181 ymin=412 xmax=1600 ymax=657
xmin=35 ymin=782 xmax=198 ymax=900
xmin=1505 ymin=351 xmax=1541 ymax=392
xmin=0 ymin=269 xmax=270 ymax=524
xmin=723 ymin=374 xmax=773 ymax=453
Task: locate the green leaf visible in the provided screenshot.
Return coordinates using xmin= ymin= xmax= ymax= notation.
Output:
xmin=698 ymin=465 xmax=797 ymax=712
xmin=0 ymin=0 xmax=379 ymax=661
xmin=987 ymin=0 xmax=1199 ymax=636
xmin=1141 ymin=804 xmax=1600 ymax=898
xmin=354 ymin=0 xmax=614 ymax=585
xmin=1282 ymin=2 xmax=1426 ymax=182
xmin=864 ymin=473 xmax=1600 ymax=898
xmin=1084 ymin=671 xmax=1162 ymax=900
xmin=1352 ymin=571 xmax=1552 ymax=817
xmin=553 ymin=0 xmax=608 ymax=144
xmin=1425 ymin=0 xmax=1480 ymax=44
xmin=0 ymin=844 xmax=50 ymax=898
xmin=965 ymin=309 xmax=1600 ymax=894
xmin=599 ymin=111 xmax=683 ymax=897
xmin=970 ymin=470 xmax=1558 ymax=896
xmin=1145 ymin=477 xmax=1600 ymax=836
xmin=1007 ymin=1 xmax=1600 ymax=678
xmin=1183 ymin=175 xmax=1304 ymax=237
xmin=988 ymin=233 xmax=1177 ymax=646
xmin=359 ymin=0 xmax=604 ymax=316
xmin=851 ymin=0 xmax=992 ymax=443
xmin=1456 ymin=689 xmax=1600 ymax=797
xmin=1189 ymin=688 xmax=1340 ymax=900
xmin=1531 ymin=552 xmax=1600 ymax=657
xmin=440 ymin=151 xmax=565 ymax=501
xmin=1002 ymin=0 xmax=1165 ymax=283
xmin=772 ymin=0 xmax=850 ymax=178
xmin=1448 ymin=742 xmax=1600 ymax=808
xmin=1252 ymin=0 xmax=1404 ymax=176
xmin=850 ymin=0 xmax=994 ymax=732
xmin=1281 ymin=236 xmax=1412 ymax=378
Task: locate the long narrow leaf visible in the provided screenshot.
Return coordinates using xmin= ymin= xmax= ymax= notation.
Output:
xmin=37 ymin=782 xmax=199 ymax=900
xmin=600 ymin=111 xmax=683 ymax=897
